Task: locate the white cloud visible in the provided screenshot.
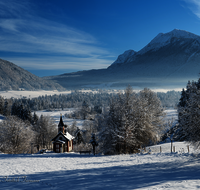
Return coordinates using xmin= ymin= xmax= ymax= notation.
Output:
xmin=4 ymin=56 xmax=113 ymax=71
xmin=0 ymin=18 xmax=108 ymax=56
xmin=0 ymin=0 xmax=114 ymax=71
xmin=0 ymin=0 xmax=33 ymax=18
xmin=184 ymin=0 xmax=200 ymax=18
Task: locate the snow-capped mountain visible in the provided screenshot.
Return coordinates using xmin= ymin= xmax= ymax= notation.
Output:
xmin=112 ymin=50 xmax=137 ymax=65
xmin=110 ymin=29 xmax=200 ymax=67
xmin=46 ymin=29 xmax=200 ymax=89
xmin=139 ymin=29 xmax=200 ymax=55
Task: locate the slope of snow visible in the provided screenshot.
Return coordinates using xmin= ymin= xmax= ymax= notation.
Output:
xmin=111 ymin=49 xmax=136 ymax=65
xmin=0 ymin=90 xmax=72 ymax=99
xmin=0 ymin=90 xmax=110 ymax=99
xmin=165 ymin=108 xmax=178 ymax=120
xmin=139 ymin=29 xmax=200 ymax=55
xmin=0 ymin=142 xmax=200 ymax=189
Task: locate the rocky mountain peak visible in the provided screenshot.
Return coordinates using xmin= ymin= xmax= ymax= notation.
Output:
xmin=112 ymin=50 xmax=136 ymax=65
xmin=138 ymin=29 xmax=200 ymax=55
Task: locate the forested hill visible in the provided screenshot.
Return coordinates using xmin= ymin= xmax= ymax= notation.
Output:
xmin=0 ymin=59 xmax=65 ymax=91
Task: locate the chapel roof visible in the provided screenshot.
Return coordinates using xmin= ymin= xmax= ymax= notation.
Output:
xmin=51 ymin=131 xmax=74 ymax=142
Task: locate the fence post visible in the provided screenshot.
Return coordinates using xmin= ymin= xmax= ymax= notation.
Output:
xmin=187 ymin=145 xmax=189 ymax=153
xmin=171 ymin=139 xmax=173 ymax=153
xmin=160 ymin=146 xmax=162 ymax=153
xmin=173 ymin=146 xmax=175 ymax=152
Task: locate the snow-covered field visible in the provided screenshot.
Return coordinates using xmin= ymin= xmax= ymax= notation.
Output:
xmin=1 ymin=142 xmax=200 ymax=190
xmin=164 ymin=108 xmax=178 ymax=126
xmin=0 ymin=91 xmax=188 ymax=190
xmin=0 ymin=88 xmax=180 ymax=99
xmin=0 ymin=90 xmax=102 ymax=99
xmin=35 ymin=109 xmax=84 ymax=128
xmin=0 ymin=90 xmax=72 ymax=99
xmin=165 ymin=108 xmax=178 ymax=120
xmin=35 ymin=108 xmax=178 ymax=130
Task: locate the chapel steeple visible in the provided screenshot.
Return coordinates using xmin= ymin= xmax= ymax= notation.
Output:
xmin=58 ymin=114 xmax=65 ymax=133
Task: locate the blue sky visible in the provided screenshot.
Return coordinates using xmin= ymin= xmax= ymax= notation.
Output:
xmin=0 ymin=0 xmax=200 ymax=77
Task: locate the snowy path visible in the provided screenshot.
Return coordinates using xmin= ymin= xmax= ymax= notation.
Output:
xmin=0 ymin=142 xmax=200 ymax=189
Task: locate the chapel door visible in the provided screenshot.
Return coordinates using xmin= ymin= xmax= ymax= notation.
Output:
xmin=55 ymin=143 xmax=60 ymax=153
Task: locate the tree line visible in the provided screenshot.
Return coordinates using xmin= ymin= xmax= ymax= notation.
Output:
xmin=0 ymin=90 xmax=180 ymax=118
xmin=0 ymin=88 xmax=179 ymax=154
xmin=67 ymin=87 xmax=165 ymax=155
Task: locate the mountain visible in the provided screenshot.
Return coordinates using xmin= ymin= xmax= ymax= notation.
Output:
xmin=112 ymin=50 xmax=137 ymax=65
xmin=45 ymin=29 xmax=200 ymax=89
xmin=0 ymin=59 xmax=65 ymax=91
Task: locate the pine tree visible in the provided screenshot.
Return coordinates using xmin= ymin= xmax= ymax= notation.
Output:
xmin=74 ymin=127 xmax=84 ymax=145
xmin=178 ymin=80 xmax=200 ymax=147
xmin=90 ymin=133 xmax=98 ymax=155
xmin=3 ymin=99 xmax=9 ymax=116
xmin=178 ymin=88 xmax=187 ymax=107
xmin=11 ymin=102 xmax=18 ymax=116
xmin=81 ymin=100 xmax=90 ymax=119
xmin=32 ymin=112 xmax=39 ymax=126
xmin=0 ymin=96 xmax=4 ymax=115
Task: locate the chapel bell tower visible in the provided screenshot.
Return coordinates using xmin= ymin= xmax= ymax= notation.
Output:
xmin=58 ymin=114 xmax=65 ymax=134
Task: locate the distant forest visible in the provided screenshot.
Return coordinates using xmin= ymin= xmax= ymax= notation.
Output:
xmin=0 ymin=90 xmax=180 ymax=119
xmin=157 ymin=91 xmax=181 ymax=108
xmin=0 ymin=89 xmax=181 ymax=154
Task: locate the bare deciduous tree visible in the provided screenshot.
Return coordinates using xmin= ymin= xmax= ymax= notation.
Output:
xmin=0 ymin=116 xmax=35 ymax=154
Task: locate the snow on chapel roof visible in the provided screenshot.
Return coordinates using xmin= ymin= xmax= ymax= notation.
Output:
xmin=51 ymin=131 xmax=74 ymax=141
xmin=64 ymin=132 xmax=74 ymax=141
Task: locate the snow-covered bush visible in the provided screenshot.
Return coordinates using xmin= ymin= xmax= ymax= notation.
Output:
xmin=0 ymin=116 xmax=35 ymax=154
xmin=73 ymin=142 xmax=92 ymax=152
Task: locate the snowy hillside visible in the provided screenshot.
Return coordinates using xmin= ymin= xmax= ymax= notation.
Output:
xmin=0 ymin=59 xmax=65 ymax=91
xmin=111 ymin=29 xmax=200 ymax=66
xmin=138 ymin=29 xmax=200 ymax=55
xmin=112 ymin=49 xmax=136 ymax=65
xmin=1 ymin=142 xmax=200 ymax=189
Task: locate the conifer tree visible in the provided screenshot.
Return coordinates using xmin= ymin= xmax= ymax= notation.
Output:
xmin=11 ymin=102 xmax=18 ymax=116
xmin=0 ymin=96 xmax=4 ymax=115
xmin=74 ymin=127 xmax=84 ymax=145
xmin=3 ymin=99 xmax=9 ymax=116
xmin=178 ymin=80 xmax=200 ymax=146
xmin=90 ymin=133 xmax=98 ymax=155
xmin=81 ymin=100 xmax=90 ymax=119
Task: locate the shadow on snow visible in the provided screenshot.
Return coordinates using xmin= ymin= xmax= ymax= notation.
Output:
xmin=0 ymin=153 xmax=200 ymax=189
